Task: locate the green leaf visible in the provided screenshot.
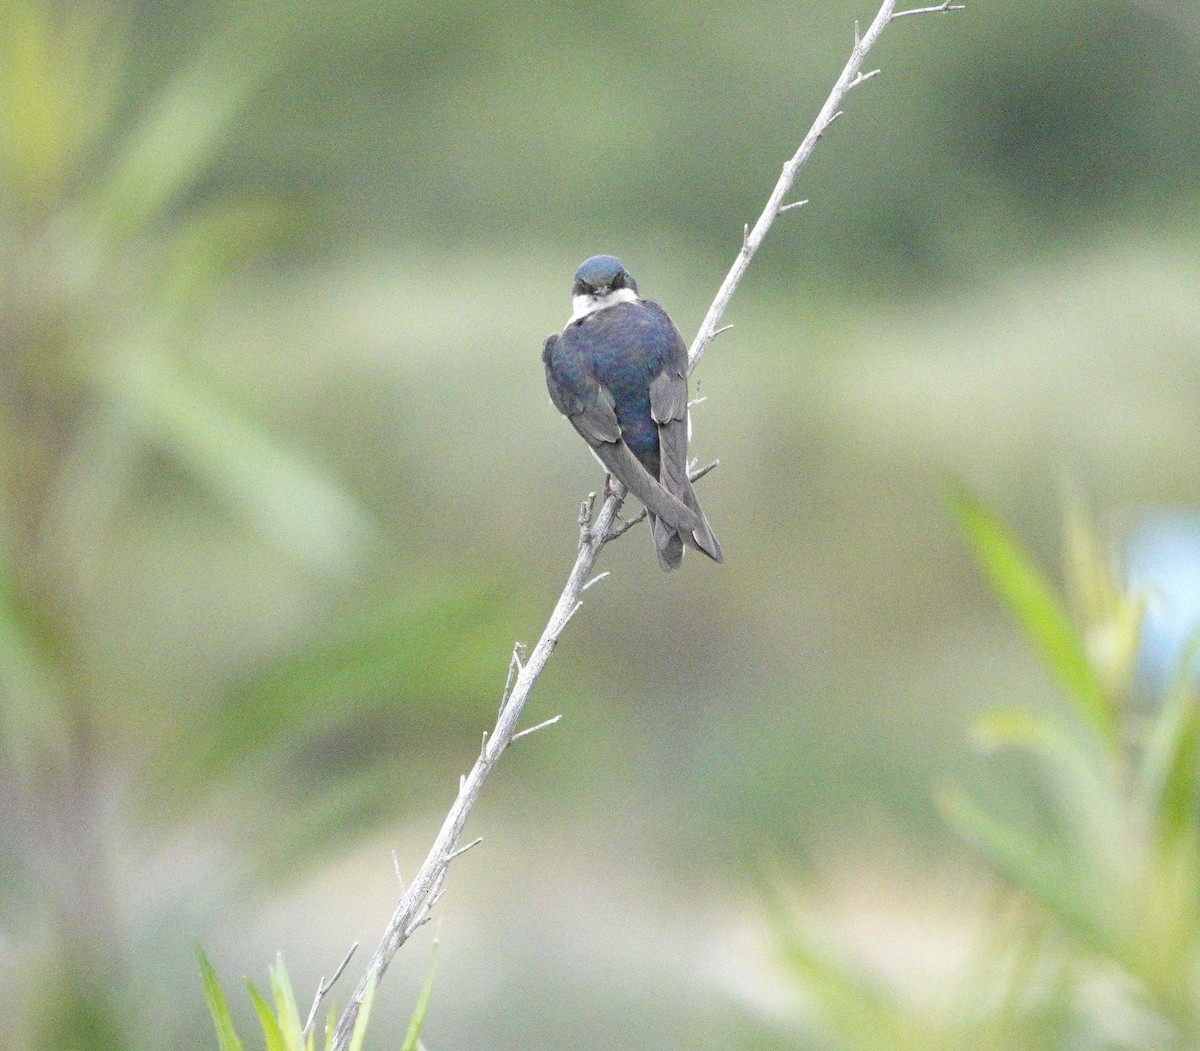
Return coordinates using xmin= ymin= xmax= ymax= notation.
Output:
xmin=248 ymin=982 xmax=288 ymax=1051
xmin=401 ymin=939 xmax=439 ymax=1051
xmin=347 ymin=968 xmax=378 ymax=1051
xmin=109 ymin=351 xmax=372 ymax=570
xmin=90 ymin=9 xmax=293 ymax=238
xmin=0 ymin=1 xmax=120 ymax=209
xmin=162 ymin=573 xmax=515 ymax=801
xmin=197 ymin=947 xmax=246 ymax=1051
xmin=0 ymin=567 xmax=70 ymax=778
xmin=972 ymin=708 xmax=1125 ymax=865
xmin=1137 ymin=626 xmax=1200 ymax=837
xmin=941 ymin=788 xmax=1119 ymax=959
xmin=948 ymin=486 xmax=1117 ymax=747
xmin=270 ymin=955 xmax=305 ymax=1050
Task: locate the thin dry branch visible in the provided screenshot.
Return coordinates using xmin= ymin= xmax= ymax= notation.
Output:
xmin=302 ymin=942 xmax=358 ymax=1041
xmin=328 ymin=3 xmax=961 ymax=1047
xmin=687 ymin=0 xmax=961 ymax=376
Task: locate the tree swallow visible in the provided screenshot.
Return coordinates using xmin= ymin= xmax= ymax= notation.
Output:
xmin=543 ymin=255 xmax=723 ymax=571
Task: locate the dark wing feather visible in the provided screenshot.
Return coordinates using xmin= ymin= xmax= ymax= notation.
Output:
xmin=587 ymin=429 xmax=703 ymax=531
xmin=650 ymin=371 xmax=690 ymax=500
xmin=645 ymin=318 xmax=724 ymax=564
xmin=545 ymin=331 xmax=701 ymax=532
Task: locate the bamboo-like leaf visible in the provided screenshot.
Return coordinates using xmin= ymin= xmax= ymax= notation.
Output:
xmin=0 ymin=1 xmax=120 ymax=209
xmin=347 ymin=968 xmax=378 ymax=1051
xmin=248 ymin=982 xmax=289 ymax=1051
xmin=163 ymin=575 xmax=514 ymax=798
xmin=401 ymin=939 xmax=439 ymax=1051
xmin=0 ymin=570 xmax=70 ymax=777
xmin=197 ymin=947 xmax=246 ymax=1051
xmin=270 ymin=955 xmax=305 ymax=1051
xmin=1137 ymin=627 xmax=1200 ymax=837
xmin=948 ymin=486 xmax=1117 ymax=747
xmin=941 ymin=789 xmax=1119 ymax=960
xmin=109 ymin=351 xmax=371 ymax=570
xmin=972 ymin=709 xmax=1128 ymax=883
xmin=1063 ymin=499 xmax=1147 ymax=704
xmin=90 ymin=9 xmax=293 ymax=238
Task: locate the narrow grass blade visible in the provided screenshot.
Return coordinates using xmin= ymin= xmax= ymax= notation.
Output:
xmin=401 ymin=940 xmax=439 ymax=1051
xmin=197 ymin=947 xmax=245 ymax=1051
xmin=270 ymin=955 xmax=305 ymax=1050
xmin=248 ymin=983 xmax=288 ymax=1051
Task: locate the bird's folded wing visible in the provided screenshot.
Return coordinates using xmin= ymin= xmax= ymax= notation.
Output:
xmin=586 ymin=435 xmax=703 ymax=533
xmin=650 ymin=370 xmax=689 ymax=500
xmin=545 ymin=332 xmax=701 ymax=532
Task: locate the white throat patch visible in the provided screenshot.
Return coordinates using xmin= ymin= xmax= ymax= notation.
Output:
xmin=568 ymin=287 xmax=640 ymax=325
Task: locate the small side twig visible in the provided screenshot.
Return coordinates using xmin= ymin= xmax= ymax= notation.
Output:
xmin=511 ymin=714 xmax=563 ymax=743
xmin=302 ymin=942 xmax=358 ymax=1040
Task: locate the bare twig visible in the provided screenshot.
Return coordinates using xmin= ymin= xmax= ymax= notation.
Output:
xmin=302 ymin=942 xmax=358 ymax=1040
xmin=894 ymin=1 xmax=965 ymax=18
xmin=328 ymin=4 xmax=960 ymax=1047
xmin=511 ymin=714 xmax=563 ymax=743
xmin=329 ymin=480 xmax=629 ymax=1048
xmin=687 ymin=0 xmax=962 ymax=377
xmin=604 ymin=505 xmax=648 ymax=543
xmin=446 ymin=836 xmax=483 ymax=862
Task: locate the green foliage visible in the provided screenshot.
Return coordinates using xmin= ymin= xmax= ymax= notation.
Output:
xmin=948 ymin=487 xmax=1118 ymax=747
xmin=400 ymin=939 xmax=437 ymax=1051
xmin=764 ymin=493 xmax=1200 ymax=1049
xmin=197 ymin=947 xmax=405 ymax=1051
xmin=198 ymin=948 xmax=245 ymax=1051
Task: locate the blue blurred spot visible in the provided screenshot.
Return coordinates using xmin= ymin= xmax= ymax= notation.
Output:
xmin=1127 ymin=512 xmax=1200 ymax=695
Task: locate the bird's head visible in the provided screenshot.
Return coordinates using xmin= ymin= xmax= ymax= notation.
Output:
xmin=569 ymin=255 xmax=640 ymax=322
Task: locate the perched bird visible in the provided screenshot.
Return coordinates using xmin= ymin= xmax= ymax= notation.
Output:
xmin=543 ymin=254 xmax=723 ymax=571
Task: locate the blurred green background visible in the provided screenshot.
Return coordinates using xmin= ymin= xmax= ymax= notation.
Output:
xmin=3 ymin=1 xmax=1200 ymax=1048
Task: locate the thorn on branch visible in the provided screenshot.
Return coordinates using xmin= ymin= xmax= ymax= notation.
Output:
xmin=854 ymin=19 xmax=861 ymax=47
xmin=826 ymin=110 xmax=844 ymax=129
xmin=712 ymin=323 xmax=735 ymax=339
xmin=779 ymin=199 xmax=808 ymax=213
xmin=581 ymin=571 xmax=610 ymax=592
xmin=849 ymin=69 xmax=881 ymax=89
xmin=392 ymin=850 xmax=403 ymax=887
xmin=742 ymin=222 xmax=750 ymax=251
xmin=687 ymin=395 xmax=707 ymax=410
xmin=446 ymin=836 xmax=483 ymax=862
xmin=404 ymin=912 xmax=434 ymax=938
xmin=501 ymin=642 xmax=526 ymax=711
xmin=511 ymin=714 xmax=563 ymax=743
